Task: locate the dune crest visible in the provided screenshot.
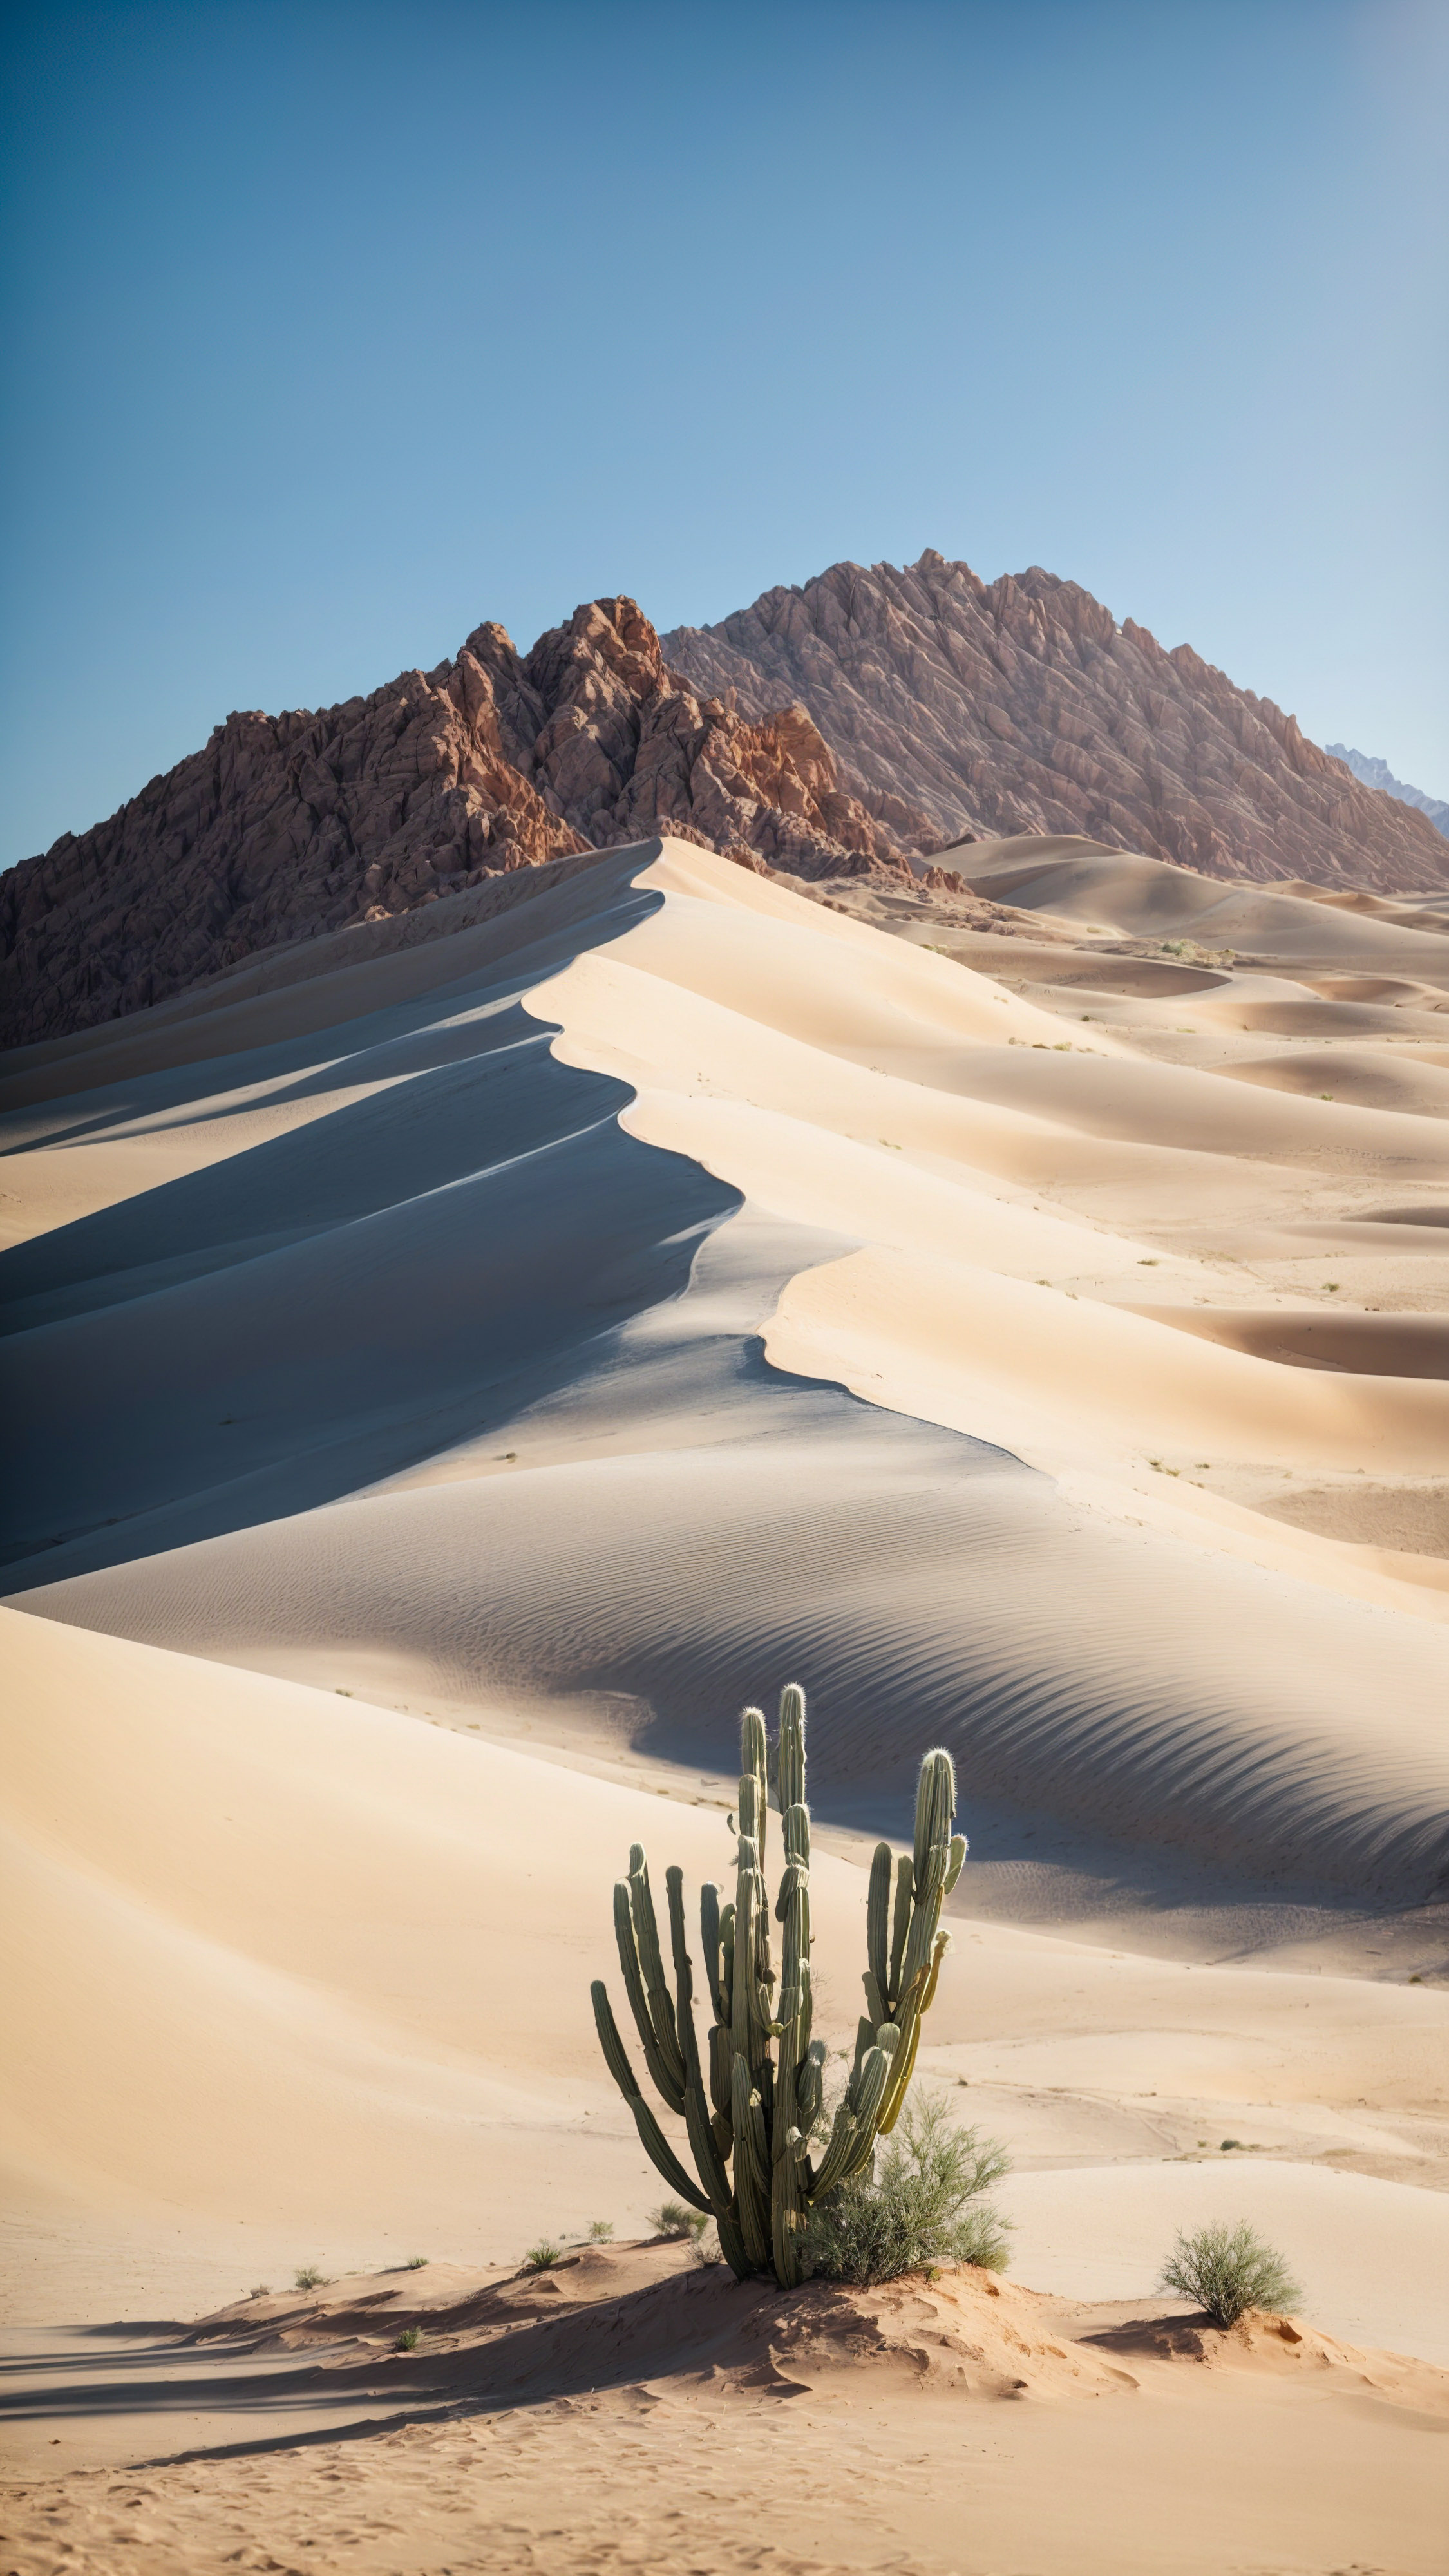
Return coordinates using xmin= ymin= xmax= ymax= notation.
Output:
xmin=5 ymin=835 xmax=1448 ymax=1917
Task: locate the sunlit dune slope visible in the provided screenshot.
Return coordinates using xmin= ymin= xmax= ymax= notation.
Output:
xmin=4 ymin=838 xmax=1448 ymax=1909
xmin=5 ymin=1604 xmax=1446 ymax=2374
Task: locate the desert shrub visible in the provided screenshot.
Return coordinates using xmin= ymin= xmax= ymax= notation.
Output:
xmin=293 ymin=2265 xmax=327 ymax=2291
xmin=650 ymin=2201 xmax=708 ymax=2242
xmin=690 ymin=2225 xmax=724 ymax=2268
xmin=395 ymin=2326 xmax=421 ymax=2351
xmin=803 ymin=2090 xmax=1010 ymax=2287
xmin=402 ymin=2255 xmax=428 ymax=2271
xmin=248 ymin=2284 xmax=271 ymax=2299
xmin=524 ymin=2240 xmax=562 ymax=2271
xmin=1159 ymin=2221 xmax=1301 ymax=2327
xmin=586 ymin=2219 xmax=615 ymax=2242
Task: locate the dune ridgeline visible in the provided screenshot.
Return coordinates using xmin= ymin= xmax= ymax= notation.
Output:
xmin=3 ymin=813 xmax=1448 ymax=2568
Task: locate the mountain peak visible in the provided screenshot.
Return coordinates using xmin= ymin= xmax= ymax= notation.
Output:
xmin=665 ymin=554 xmax=1446 ymax=893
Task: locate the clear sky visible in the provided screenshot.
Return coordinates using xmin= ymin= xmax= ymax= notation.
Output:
xmin=2 ymin=0 xmax=1445 ymax=870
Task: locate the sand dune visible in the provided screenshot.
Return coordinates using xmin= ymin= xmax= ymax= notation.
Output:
xmin=957 ymin=831 xmax=1449 ymax=970
xmin=5 ymin=831 xmax=1448 ymax=2566
xmin=3 ymin=1604 xmax=1446 ymax=2566
xmin=6 ymin=837 xmax=1449 ymax=1904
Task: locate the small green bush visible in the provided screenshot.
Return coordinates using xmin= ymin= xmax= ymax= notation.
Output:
xmin=586 ymin=2219 xmax=615 ymax=2243
xmin=293 ymin=2265 xmax=328 ymax=2291
xmin=803 ymin=2091 xmax=1011 ymax=2287
xmin=1159 ymin=2221 xmax=1301 ymax=2327
xmin=524 ymin=2240 xmax=562 ymax=2271
xmin=649 ymin=2201 xmax=708 ymax=2242
xmin=395 ymin=2327 xmax=421 ymax=2351
xmin=402 ymin=2255 xmax=429 ymax=2271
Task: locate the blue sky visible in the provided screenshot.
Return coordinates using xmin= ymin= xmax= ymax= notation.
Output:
xmin=2 ymin=0 xmax=1445 ymax=869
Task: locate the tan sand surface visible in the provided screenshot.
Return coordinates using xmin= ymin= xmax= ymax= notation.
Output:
xmin=4 ymin=1608 xmax=1448 ymax=2568
xmin=8 ymin=2248 xmax=1449 ymax=2575
xmin=4 ymin=832 xmax=1448 ymax=2567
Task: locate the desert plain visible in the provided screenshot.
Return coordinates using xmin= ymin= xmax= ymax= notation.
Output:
xmin=3 ymin=832 xmax=1448 ymax=2573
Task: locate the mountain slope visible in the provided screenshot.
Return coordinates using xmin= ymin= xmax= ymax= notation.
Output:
xmin=0 ymin=598 xmax=926 ymax=1050
xmin=1327 ymin=743 xmax=1449 ymax=837
xmin=665 ymin=553 xmax=1448 ymax=895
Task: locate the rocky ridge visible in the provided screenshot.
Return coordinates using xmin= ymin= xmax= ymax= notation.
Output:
xmin=665 ymin=552 xmax=1448 ymax=896
xmin=6 ymin=551 xmax=1446 ymax=1050
xmin=1327 ymin=743 xmax=1449 ymax=838
xmin=0 ymin=598 xmax=931 ymax=1049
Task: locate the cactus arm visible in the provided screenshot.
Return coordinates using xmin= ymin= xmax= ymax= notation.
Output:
xmin=589 ymin=1980 xmax=711 ymax=2211
xmin=795 ymin=2038 xmax=826 ymax=2134
xmin=847 ymin=2012 xmax=876 ymax=2092
xmin=708 ymin=2021 xmax=734 ymax=2120
xmin=875 ymin=2003 xmax=924 ymax=2137
xmin=628 ymin=1856 xmax=688 ymax=2103
xmin=775 ymin=1685 xmax=806 ymax=1815
xmin=719 ymin=1901 xmax=735 ymax=2028
xmin=770 ymin=1849 xmax=810 ymax=2288
xmin=887 ymin=1855 xmax=914 ymax=2005
xmin=730 ymin=1846 xmax=758 ymax=2069
xmin=700 ymin=1881 xmax=726 ymax=2022
xmin=740 ymin=1705 xmax=768 ymax=1870
xmin=665 ymin=1864 xmax=690 ymax=1984
xmin=944 ymin=1831 xmax=968 ymax=1894
xmin=613 ymin=1879 xmax=686 ymax=2115
xmin=730 ymin=2054 xmax=772 ymax=2268
xmin=866 ymin=1841 xmax=893 ymax=2004
xmin=913 ymin=1749 xmax=956 ymax=1886
xmin=674 ymin=1939 xmax=734 ymax=2216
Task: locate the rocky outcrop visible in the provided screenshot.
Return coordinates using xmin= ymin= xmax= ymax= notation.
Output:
xmin=1327 ymin=744 xmax=1449 ymax=838
xmin=0 ymin=597 xmax=923 ymax=1050
xmin=665 ymin=553 xmax=1448 ymax=896
xmin=10 ymin=551 xmax=1444 ymax=1052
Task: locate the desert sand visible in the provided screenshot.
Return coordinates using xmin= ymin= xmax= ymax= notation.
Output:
xmin=3 ymin=835 xmax=1448 ymax=2571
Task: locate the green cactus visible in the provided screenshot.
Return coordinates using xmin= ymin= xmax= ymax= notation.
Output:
xmin=589 ymin=1685 xmax=965 ymax=2288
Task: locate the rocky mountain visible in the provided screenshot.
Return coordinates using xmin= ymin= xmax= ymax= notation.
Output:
xmin=0 ymin=598 xmax=931 ymax=1050
xmin=6 ymin=551 xmax=1446 ymax=1052
xmin=665 ymin=553 xmax=1448 ymax=896
xmin=1326 ymin=744 xmax=1449 ymax=838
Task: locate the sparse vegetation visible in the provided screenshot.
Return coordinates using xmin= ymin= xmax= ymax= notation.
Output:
xmin=1159 ymin=2221 xmax=1301 ymax=2327
xmin=591 ymin=1688 xmax=965 ymax=2288
xmin=249 ymin=2284 xmax=271 ymax=2299
xmin=650 ymin=2200 xmax=708 ymax=2241
xmin=293 ymin=2265 xmax=327 ymax=2291
xmin=401 ymin=2255 xmax=429 ymax=2270
xmin=585 ymin=2219 xmax=616 ymax=2242
xmin=524 ymin=2240 xmax=562 ymax=2270
xmin=395 ymin=2327 xmax=421 ymax=2351
xmin=802 ymin=2092 xmax=1011 ymax=2287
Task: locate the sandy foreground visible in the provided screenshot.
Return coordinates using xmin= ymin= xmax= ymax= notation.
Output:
xmin=3 ymin=835 xmax=1448 ymax=2570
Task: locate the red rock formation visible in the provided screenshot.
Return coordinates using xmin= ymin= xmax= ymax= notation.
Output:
xmin=664 ymin=552 xmax=1448 ymax=897
xmin=0 ymin=599 xmax=920 ymax=1048
xmin=11 ymin=551 xmax=1441 ymax=1052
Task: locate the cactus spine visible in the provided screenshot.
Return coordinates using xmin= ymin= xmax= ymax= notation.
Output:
xmin=590 ymin=1686 xmax=965 ymax=2288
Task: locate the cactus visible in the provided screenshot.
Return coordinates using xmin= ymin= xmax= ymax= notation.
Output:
xmin=589 ymin=1685 xmax=965 ymax=2288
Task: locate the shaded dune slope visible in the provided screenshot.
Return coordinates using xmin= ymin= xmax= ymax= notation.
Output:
xmin=5 ymin=840 xmax=1448 ymax=1907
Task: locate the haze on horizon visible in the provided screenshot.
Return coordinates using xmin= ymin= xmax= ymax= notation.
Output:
xmin=1 ymin=0 xmax=1445 ymax=875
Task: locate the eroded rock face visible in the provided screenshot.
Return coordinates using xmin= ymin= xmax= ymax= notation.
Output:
xmin=665 ymin=552 xmax=1448 ymax=896
xmin=0 ymin=597 xmax=923 ymax=1048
